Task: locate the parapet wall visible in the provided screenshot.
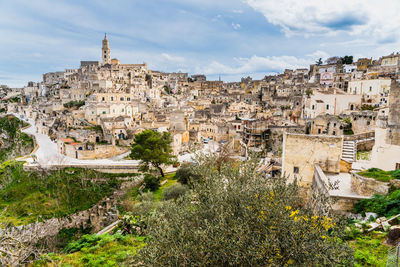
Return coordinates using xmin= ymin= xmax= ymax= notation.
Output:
xmin=350 ymin=172 xmax=390 ymax=196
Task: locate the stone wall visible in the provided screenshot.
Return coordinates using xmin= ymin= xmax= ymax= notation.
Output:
xmin=331 ymin=197 xmax=361 ymax=212
xmin=357 ymin=139 xmax=375 ymax=151
xmin=340 ymin=159 xmax=352 ymax=173
xmin=387 ymin=79 xmax=400 ymax=145
xmin=350 ymin=172 xmax=390 ymax=196
xmin=351 ymin=111 xmax=377 ymax=134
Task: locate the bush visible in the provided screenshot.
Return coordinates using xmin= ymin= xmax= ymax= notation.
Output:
xmin=354 ymin=189 xmax=400 ymax=217
xmin=131 ymin=192 xmax=158 ymax=216
xmin=175 ymin=166 xmax=200 ymax=186
xmin=134 ymin=156 xmax=354 ymax=266
xmin=143 ymin=174 xmax=160 ymax=192
xmin=390 ymin=169 xmax=400 ymax=179
xmin=163 ymin=183 xmax=187 ymax=201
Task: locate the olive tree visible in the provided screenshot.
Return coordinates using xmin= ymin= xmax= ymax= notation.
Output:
xmin=135 ymin=155 xmax=354 ymax=266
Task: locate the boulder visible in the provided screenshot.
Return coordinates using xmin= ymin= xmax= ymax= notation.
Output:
xmin=386 ymin=225 xmax=400 ymax=246
xmin=390 ymin=179 xmax=400 ymax=189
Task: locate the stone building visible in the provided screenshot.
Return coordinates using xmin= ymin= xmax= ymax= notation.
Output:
xmin=386 ymin=80 xmax=400 ymax=145
xmin=282 ymin=133 xmax=343 ymax=190
xmin=310 ymin=114 xmax=343 ymax=136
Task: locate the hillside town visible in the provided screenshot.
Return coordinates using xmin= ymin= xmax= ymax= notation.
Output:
xmin=2 ymin=35 xmax=400 ymax=265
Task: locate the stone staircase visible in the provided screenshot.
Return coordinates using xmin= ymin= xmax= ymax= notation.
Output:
xmin=342 ymin=140 xmax=356 ymax=162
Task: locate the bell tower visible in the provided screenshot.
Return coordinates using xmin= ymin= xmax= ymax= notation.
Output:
xmin=102 ymin=33 xmax=111 ymax=65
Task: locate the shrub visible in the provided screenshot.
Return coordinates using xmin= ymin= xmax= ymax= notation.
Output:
xmin=354 ymin=189 xmax=400 ymax=217
xmin=131 ymin=192 xmax=158 ymax=216
xmin=175 ymin=166 xmax=201 ymax=186
xmin=143 ymin=174 xmax=160 ymax=192
xmin=163 ymin=183 xmax=187 ymax=201
xmin=390 ymin=169 xmax=400 ymax=179
xmin=134 ymin=156 xmax=354 ymax=266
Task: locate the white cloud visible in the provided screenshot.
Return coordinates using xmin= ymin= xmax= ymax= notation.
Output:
xmin=198 ymin=51 xmax=329 ymax=75
xmin=232 ymin=23 xmax=241 ymax=30
xmin=161 ymin=53 xmax=186 ymax=63
xmin=244 ymin=0 xmax=400 ymax=42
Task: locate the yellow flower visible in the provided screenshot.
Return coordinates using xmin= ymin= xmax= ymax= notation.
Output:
xmin=290 ymin=210 xmax=299 ymax=218
xmin=285 ymin=206 xmax=292 ymax=210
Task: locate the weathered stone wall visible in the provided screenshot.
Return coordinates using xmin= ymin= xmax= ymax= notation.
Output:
xmin=351 ymin=111 xmax=377 ymax=134
xmin=357 ymin=139 xmax=375 ymax=151
xmin=350 ymin=172 xmax=390 ymax=196
xmin=331 ymin=197 xmax=360 ymax=212
xmin=387 ymin=80 xmax=400 ymax=145
xmin=340 ymin=159 xmax=352 ymax=173
xmin=282 ymin=133 xmax=343 ymax=189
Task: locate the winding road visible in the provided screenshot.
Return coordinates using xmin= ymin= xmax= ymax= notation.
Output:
xmin=13 ymin=113 xmax=216 ymax=168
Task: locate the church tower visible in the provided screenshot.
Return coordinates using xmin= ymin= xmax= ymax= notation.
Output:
xmin=102 ymin=34 xmax=111 ymax=65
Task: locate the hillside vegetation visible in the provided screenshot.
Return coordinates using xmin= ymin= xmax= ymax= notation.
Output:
xmin=0 ymin=115 xmax=34 ymax=163
xmin=0 ymin=163 xmax=122 ymax=225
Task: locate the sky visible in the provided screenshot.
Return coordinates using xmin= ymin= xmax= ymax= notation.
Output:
xmin=1 ymin=0 xmax=400 ymax=87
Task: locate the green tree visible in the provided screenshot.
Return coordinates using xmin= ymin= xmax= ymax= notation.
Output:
xmin=130 ymin=130 xmax=176 ymax=177
xmin=342 ymin=55 xmax=353 ymax=64
xmin=135 ymin=156 xmax=354 ymax=266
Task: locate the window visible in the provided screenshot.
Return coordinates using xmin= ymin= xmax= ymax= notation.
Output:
xmin=369 ymin=86 xmax=372 ymax=92
xmin=326 ymin=104 xmax=329 ymax=110
xmin=333 ymin=131 xmax=336 ymax=135
xmin=293 ymin=167 xmax=299 ymax=174
xmin=120 ymin=97 xmax=124 ymax=101
xmin=102 ymin=111 xmax=106 ymax=114
xmin=122 ymin=109 xmax=124 ymax=112
xmin=111 ymin=96 xmax=114 ymax=101
xmin=102 ymin=97 xmax=105 ymax=101
xmin=318 ymin=129 xmax=321 ymax=134
xmin=312 ymin=105 xmax=315 ymax=110
xmin=127 ymin=97 xmax=131 ymax=101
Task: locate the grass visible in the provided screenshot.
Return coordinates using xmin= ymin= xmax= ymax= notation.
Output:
xmin=152 ymin=172 xmax=177 ymax=201
xmin=356 ymin=150 xmax=371 ymax=161
xmin=0 ymin=163 xmax=122 ymax=225
xmin=349 ymin=232 xmax=390 ymax=267
xmin=357 ymin=168 xmax=400 ymax=182
xmin=33 ymin=234 xmax=146 ymax=266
